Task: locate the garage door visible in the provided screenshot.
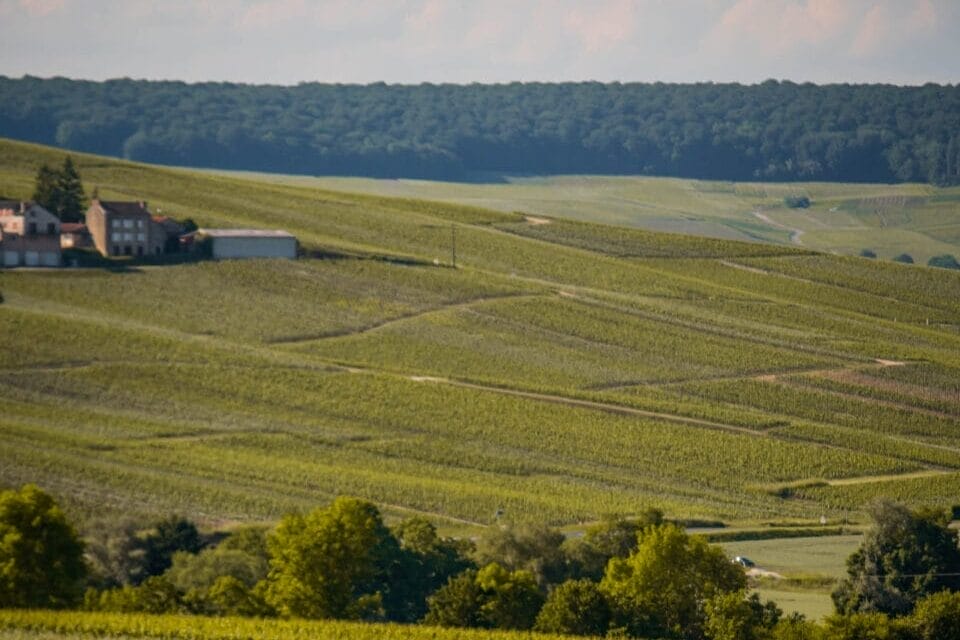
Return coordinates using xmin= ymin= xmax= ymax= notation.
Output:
xmin=41 ymin=252 xmax=60 ymax=267
xmin=24 ymin=251 xmax=40 ymax=266
xmin=3 ymin=250 xmax=18 ymax=266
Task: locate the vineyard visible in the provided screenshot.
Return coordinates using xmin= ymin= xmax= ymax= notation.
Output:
xmin=2 ymin=136 xmax=960 ymax=533
xmin=0 ymin=610 xmax=575 ymax=640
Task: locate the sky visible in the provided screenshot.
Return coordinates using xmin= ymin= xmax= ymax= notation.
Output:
xmin=1 ymin=0 xmax=958 ymax=85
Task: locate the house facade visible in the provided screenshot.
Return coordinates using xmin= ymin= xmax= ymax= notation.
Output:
xmin=60 ymin=222 xmax=92 ymax=249
xmin=86 ymin=199 xmax=166 ymax=257
xmin=0 ymin=201 xmax=62 ymax=267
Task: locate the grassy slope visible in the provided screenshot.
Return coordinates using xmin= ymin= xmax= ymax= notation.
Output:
xmin=234 ymin=172 xmax=960 ymax=264
xmin=3 ymin=138 xmax=960 ymax=537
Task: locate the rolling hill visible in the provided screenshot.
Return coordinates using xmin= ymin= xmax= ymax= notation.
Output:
xmin=237 ymin=172 xmax=960 ymax=265
xmin=2 ymin=137 xmax=960 ymax=534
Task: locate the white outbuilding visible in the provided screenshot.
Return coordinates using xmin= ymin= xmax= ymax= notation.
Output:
xmin=199 ymin=229 xmax=298 ymax=260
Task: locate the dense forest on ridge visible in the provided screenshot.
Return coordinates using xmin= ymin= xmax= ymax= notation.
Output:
xmin=1 ymin=76 xmax=959 ymax=183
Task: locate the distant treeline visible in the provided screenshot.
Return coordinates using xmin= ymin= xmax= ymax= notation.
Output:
xmin=2 ymin=76 xmax=960 ymax=184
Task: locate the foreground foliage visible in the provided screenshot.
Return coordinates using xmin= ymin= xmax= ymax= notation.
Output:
xmin=0 ymin=485 xmax=85 ymax=609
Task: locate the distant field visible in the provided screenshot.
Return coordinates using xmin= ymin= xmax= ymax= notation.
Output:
xmin=227 ymin=172 xmax=960 ymax=264
xmin=719 ymin=535 xmax=862 ymax=621
xmin=3 ymin=138 xmax=960 ymax=542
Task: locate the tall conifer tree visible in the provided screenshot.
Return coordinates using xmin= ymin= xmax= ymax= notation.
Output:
xmin=31 ymin=163 xmax=60 ymax=213
xmin=56 ymin=156 xmax=86 ymax=222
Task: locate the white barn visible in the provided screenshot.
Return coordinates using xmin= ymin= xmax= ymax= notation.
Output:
xmin=200 ymin=229 xmax=297 ymax=260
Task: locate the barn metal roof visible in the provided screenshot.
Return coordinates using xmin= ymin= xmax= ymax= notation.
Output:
xmin=199 ymin=229 xmax=295 ymax=239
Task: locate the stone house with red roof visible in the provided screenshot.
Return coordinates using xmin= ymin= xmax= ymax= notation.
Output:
xmin=86 ymin=199 xmax=168 ymax=257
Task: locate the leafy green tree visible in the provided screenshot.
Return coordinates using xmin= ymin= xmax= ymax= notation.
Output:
xmin=218 ymin=525 xmax=270 ymax=559
xmin=704 ymin=591 xmax=781 ymax=640
xmin=832 ymin=501 xmax=960 ymax=616
xmin=769 ymin=614 xmax=824 ymax=640
xmin=892 ymin=253 xmax=914 ymax=264
xmin=907 ymin=591 xmax=960 ymax=640
xmin=564 ymin=511 xmax=662 ymax=580
xmin=474 ymin=562 xmax=544 ymax=630
xmin=263 ymin=496 xmax=398 ymax=620
xmin=423 ymin=569 xmax=484 ymax=628
xmin=821 ymin=612 xmax=900 ymax=640
xmin=388 ymin=516 xmax=472 ymax=622
xmin=140 ymin=516 xmax=204 ymax=581
xmin=474 ymin=523 xmax=568 ymax=588
xmin=91 ymin=575 xmax=182 ymax=614
xmin=534 ymin=578 xmax=611 ymax=636
xmin=56 ymin=156 xmax=86 ymax=222
xmin=83 ymin=517 xmax=148 ymax=588
xmin=201 ymin=575 xmax=272 ymax=617
xmin=927 ymin=254 xmax=960 ymax=270
xmin=860 ymin=249 xmax=877 ymax=259
xmin=423 ymin=563 xmax=544 ymax=630
xmin=0 ymin=484 xmax=86 ymax=608
xmin=601 ymin=523 xmax=746 ymax=639
xmin=165 ymin=546 xmax=268 ymax=593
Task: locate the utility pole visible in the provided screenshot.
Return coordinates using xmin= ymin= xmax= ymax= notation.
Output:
xmin=451 ymin=223 xmax=457 ymax=269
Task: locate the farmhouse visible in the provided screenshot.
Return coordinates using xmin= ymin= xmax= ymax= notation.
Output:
xmin=85 ymin=199 xmax=168 ymax=257
xmin=196 ymin=229 xmax=298 ymax=260
xmin=0 ymin=201 xmax=62 ymax=267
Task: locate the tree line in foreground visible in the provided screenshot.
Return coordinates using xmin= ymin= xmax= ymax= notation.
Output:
xmin=2 ymin=485 xmax=960 ymax=639
xmin=2 ymin=77 xmax=960 ymax=185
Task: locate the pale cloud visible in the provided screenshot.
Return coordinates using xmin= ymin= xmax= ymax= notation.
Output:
xmin=850 ymin=0 xmax=940 ymax=58
xmin=0 ymin=0 xmax=957 ymax=84
xmin=708 ymin=0 xmax=857 ymax=56
xmin=908 ymin=0 xmax=938 ymax=32
xmin=850 ymin=3 xmax=890 ymax=57
xmin=564 ymin=0 xmax=639 ymax=52
xmin=17 ymin=0 xmax=65 ymax=16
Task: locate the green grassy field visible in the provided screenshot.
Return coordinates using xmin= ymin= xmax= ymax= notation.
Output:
xmin=227 ymin=172 xmax=960 ymax=265
xmin=3 ymin=137 xmax=960 ymax=541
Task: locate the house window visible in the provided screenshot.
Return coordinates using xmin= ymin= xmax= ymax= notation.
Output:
xmin=112 ymin=219 xmax=120 ymax=228
xmin=137 ymin=220 xmax=144 ymax=229
xmin=124 ymin=246 xmax=132 ymax=256
xmin=123 ymin=219 xmax=134 ymax=228
xmin=111 ymin=232 xmax=121 ymax=242
xmin=112 ymin=245 xmax=120 ymax=254
xmin=27 ymin=222 xmax=37 ymax=234
xmin=137 ymin=246 xmax=144 ymax=257
xmin=136 ymin=233 xmax=145 ymax=242
xmin=46 ymin=223 xmax=56 ymax=234
xmin=123 ymin=232 xmax=133 ymax=241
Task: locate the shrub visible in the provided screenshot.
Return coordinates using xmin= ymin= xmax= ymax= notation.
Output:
xmin=784 ymin=196 xmax=811 ymax=208
xmin=927 ymin=254 xmax=960 ymax=270
xmin=534 ymin=579 xmax=610 ymax=636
